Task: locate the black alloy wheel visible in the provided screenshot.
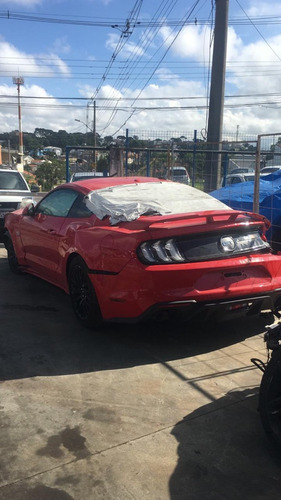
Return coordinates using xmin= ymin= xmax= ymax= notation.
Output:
xmin=5 ymin=236 xmax=21 ymax=274
xmin=68 ymin=256 xmax=102 ymax=329
xmin=259 ymin=348 xmax=281 ymax=453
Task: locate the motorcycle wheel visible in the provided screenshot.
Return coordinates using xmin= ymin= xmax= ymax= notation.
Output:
xmin=259 ymin=347 xmax=281 ymax=452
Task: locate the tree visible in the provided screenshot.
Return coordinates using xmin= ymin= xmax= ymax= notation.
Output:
xmin=23 ymin=170 xmax=37 ymax=187
xmin=35 ymin=156 xmax=66 ymax=191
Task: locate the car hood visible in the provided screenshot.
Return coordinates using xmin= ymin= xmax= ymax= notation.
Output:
xmin=0 ymin=189 xmax=31 ymax=195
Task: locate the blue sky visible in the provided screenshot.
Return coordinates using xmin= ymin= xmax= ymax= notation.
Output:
xmin=0 ymin=0 xmax=281 ymax=138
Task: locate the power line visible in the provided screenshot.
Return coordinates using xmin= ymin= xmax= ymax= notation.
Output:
xmin=96 ymin=0 xmax=182 ymax=133
xmin=88 ymin=0 xmax=143 ymax=104
xmin=1 ymin=10 xmax=281 ymax=27
xmin=235 ymin=0 xmax=281 ymax=63
xmin=0 ymin=100 xmax=279 ymax=110
xmin=111 ymin=0 xmax=202 ymax=136
xmin=2 ymin=92 xmax=281 ymax=100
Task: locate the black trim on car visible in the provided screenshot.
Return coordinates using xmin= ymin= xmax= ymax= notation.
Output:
xmin=105 ymin=290 xmax=281 ymax=324
xmin=87 ymin=268 xmax=119 ymax=276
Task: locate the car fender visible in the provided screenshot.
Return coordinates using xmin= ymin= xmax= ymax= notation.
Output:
xmin=61 ymin=225 xmax=137 ymax=278
xmin=4 ymin=213 xmax=26 ymax=264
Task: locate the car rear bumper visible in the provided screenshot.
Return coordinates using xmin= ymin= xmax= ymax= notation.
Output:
xmin=124 ymin=291 xmax=281 ymax=323
xmin=91 ymin=253 xmax=281 ymax=322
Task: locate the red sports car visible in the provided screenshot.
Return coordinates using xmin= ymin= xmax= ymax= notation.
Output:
xmin=3 ymin=176 xmax=281 ymax=328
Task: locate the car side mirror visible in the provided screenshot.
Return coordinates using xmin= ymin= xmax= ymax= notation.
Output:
xmin=22 ymin=203 xmax=35 ymax=216
xmin=31 ymin=184 xmax=40 ymax=193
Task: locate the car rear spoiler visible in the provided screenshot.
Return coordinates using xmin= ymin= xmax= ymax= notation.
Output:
xmin=148 ymin=210 xmax=271 ymax=233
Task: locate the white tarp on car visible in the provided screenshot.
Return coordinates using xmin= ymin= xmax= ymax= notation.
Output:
xmin=85 ymin=181 xmax=231 ymax=224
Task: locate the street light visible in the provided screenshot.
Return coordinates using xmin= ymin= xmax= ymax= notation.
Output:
xmin=75 ymin=118 xmax=92 ymax=134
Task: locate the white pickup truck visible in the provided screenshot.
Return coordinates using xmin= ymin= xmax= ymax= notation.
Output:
xmin=0 ymin=167 xmax=33 ymax=241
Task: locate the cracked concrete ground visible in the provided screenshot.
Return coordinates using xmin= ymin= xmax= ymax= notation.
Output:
xmin=0 ymin=243 xmax=281 ymax=499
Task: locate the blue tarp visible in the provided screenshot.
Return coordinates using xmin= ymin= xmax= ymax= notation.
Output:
xmin=211 ymin=171 xmax=281 ymax=243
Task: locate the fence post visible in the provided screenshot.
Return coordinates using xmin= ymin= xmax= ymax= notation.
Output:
xmin=146 ymin=149 xmax=150 ymax=177
xmin=253 ymin=135 xmax=261 ymax=213
xmin=192 ymin=130 xmax=197 ymax=187
xmin=125 ymin=128 xmax=129 ymax=176
xmin=66 ymin=146 xmax=70 ymax=182
xmin=222 ymin=152 xmax=229 ymax=186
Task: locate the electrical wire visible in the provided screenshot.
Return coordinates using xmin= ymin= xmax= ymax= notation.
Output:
xmin=235 ymin=0 xmax=281 ymax=63
xmin=105 ymin=0 xmax=202 ymax=136
xmin=1 ymin=10 xmax=281 ymax=27
xmin=97 ymin=0 xmax=181 ymax=133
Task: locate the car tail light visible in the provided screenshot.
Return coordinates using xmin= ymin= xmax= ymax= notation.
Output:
xmin=138 ymin=231 xmax=270 ymax=265
xmin=219 ymin=233 xmax=270 ymax=253
xmin=138 ymin=239 xmax=185 ymax=264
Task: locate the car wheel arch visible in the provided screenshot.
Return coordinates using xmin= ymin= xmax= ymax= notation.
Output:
xmin=67 ymin=254 xmax=103 ymax=329
xmin=66 ymin=252 xmax=85 ymax=279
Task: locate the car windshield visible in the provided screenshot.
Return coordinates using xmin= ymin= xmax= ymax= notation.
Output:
xmin=262 ymin=167 xmax=280 ymax=173
xmin=85 ymin=181 xmax=231 ymax=224
xmin=172 ymin=170 xmax=186 ymax=176
xmin=0 ymin=171 xmax=28 ymax=190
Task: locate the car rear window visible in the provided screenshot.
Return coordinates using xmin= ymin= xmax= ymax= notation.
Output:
xmin=85 ymin=181 xmax=231 ymax=224
xmin=173 ymin=170 xmax=186 ymax=176
xmin=0 ymin=171 xmax=29 ymax=190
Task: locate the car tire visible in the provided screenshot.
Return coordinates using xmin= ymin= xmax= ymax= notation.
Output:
xmin=5 ymin=236 xmax=21 ymax=274
xmin=259 ymin=348 xmax=281 ymax=453
xmin=68 ymin=256 xmax=102 ymax=329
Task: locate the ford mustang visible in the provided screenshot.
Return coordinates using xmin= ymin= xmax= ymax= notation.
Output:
xmin=3 ymin=176 xmax=281 ymax=328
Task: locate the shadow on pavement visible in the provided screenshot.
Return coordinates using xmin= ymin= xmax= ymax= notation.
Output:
xmin=0 ymin=245 xmax=273 ymax=381
xmin=169 ymin=387 xmax=281 ymax=500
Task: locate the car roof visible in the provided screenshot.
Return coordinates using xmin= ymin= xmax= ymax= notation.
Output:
xmin=72 ymin=171 xmax=104 ymax=177
xmin=226 ymin=173 xmax=254 ymax=178
xmin=0 ymin=168 xmax=22 ymax=172
xmin=62 ymin=176 xmax=164 ymax=194
xmin=261 ymin=166 xmax=281 ymax=171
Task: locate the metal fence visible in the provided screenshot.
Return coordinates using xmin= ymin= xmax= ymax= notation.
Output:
xmin=120 ymin=129 xmax=281 ymax=249
xmin=66 ymin=130 xmax=281 ymax=248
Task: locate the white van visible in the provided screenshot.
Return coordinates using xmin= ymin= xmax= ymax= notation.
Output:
xmin=170 ymin=166 xmax=190 ymax=184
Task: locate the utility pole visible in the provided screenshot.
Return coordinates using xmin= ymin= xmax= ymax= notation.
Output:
xmin=205 ymin=0 xmax=229 ymax=192
xmin=13 ymin=76 xmax=24 ymax=172
xmin=92 ymin=100 xmax=96 ymax=170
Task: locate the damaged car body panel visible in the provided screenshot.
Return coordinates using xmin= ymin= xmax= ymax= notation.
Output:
xmin=4 ymin=176 xmax=281 ymax=327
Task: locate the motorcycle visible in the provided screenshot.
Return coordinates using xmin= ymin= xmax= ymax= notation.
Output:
xmin=252 ymin=311 xmax=281 ymax=452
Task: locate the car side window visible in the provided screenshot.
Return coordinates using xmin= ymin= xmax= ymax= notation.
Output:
xmin=35 ymin=189 xmax=79 ymax=217
xmin=231 ymin=177 xmax=241 ymax=184
xmin=68 ymin=194 xmax=93 ymax=218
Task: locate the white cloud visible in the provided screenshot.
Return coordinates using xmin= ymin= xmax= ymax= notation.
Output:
xmin=1 ymin=74 xmax=280 ymax=138
xmin=51 ymin=36 xmax=71 ymax=55
xmin=0 ymin=40 xmax=71 ymax=79
xmin=105 ymin=33 xmax=145 ymax=59
xmin=0 ymin=83 xmax=78 ymax=133
xmin=2 ymin=18 xmax=281 ymax=139
xmin=246 ymin=1 xmax=281 ymax=16
xmin=226 ymin=33 xmax=281 ymax=95
xmin=159 ymin=25 xmax=212 ymax=63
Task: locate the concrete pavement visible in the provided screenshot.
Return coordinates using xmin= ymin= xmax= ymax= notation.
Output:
xmin=0 ymin=244 xmax=281 ymax=499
